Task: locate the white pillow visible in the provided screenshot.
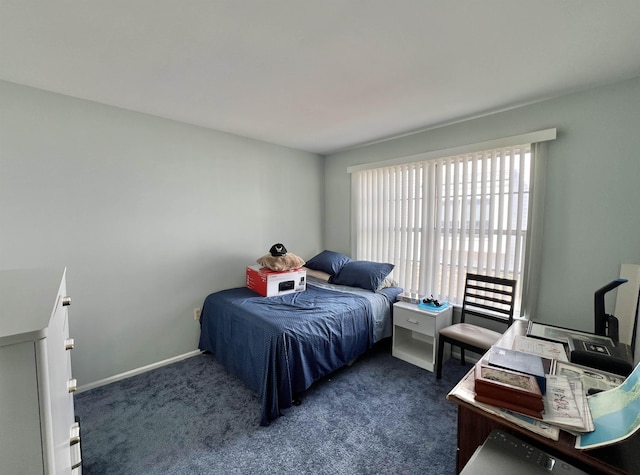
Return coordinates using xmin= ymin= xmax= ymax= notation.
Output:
xmin=303 ymin=267 xmax=331 ymax=282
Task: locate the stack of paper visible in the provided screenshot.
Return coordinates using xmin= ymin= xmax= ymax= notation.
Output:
xmin=541 ymin=375 xmax=593 ymax=433
xmin=447 ymin=331 xmax=634 ymax=444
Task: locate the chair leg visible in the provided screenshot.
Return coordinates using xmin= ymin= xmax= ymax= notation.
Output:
xmin=436 ymin=338 xmax=445 ymax=379
xmin=460 ymin=348 xmax=465 ymax=365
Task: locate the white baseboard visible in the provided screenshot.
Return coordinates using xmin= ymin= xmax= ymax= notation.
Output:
xmin=77 ymin=347 xmax=476 ymax=394
xmin=76 ymin=349 xmax=203 ymax=394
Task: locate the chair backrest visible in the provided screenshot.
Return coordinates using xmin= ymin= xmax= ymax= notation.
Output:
xmin=460 ymin=273 xmax=517 ymax=328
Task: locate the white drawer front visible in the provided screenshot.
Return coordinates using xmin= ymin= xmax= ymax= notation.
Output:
xmin=394 ymin=307 xmax=436 ymax=336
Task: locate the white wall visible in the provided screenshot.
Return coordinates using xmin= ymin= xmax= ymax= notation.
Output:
xmin=0 ymin=80 xmax=324 ymax=386
xmin=3 ymin=76 xmax=639 ymax=384
xmin=324 ymin=77 xmax=640 ymax=333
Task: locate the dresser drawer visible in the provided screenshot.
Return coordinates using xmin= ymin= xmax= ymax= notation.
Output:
xmin=394 ymin=306 xmax=436 ymax=336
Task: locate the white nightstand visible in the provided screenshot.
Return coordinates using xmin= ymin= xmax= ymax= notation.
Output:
xmin=392 ymin=301 xmax=453 ymax=372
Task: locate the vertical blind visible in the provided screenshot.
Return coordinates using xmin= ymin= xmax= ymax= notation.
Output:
xmin=352 ymin=143 xmax=533 ymax=312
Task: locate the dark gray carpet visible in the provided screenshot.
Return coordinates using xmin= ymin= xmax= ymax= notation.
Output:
xmin=74 ymin=341 xmax=471 ymax=474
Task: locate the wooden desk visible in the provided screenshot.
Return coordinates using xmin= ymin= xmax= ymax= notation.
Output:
xmin=447 ymin=320 xmax=639 ymax=475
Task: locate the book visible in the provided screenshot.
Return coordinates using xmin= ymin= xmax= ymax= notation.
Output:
xmin=397 ymin=292 xmax=420 ymax=304
xmin=488 ymin=346 xmax=547 ymax=394
xmin=474 ymin=393 xmax=543 ymax=419
xmin=474 ymin=365 xmax=544 ymax=416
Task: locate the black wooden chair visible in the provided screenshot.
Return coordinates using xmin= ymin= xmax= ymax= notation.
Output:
xmin=436 ymin=273 xmax=517 ymax=379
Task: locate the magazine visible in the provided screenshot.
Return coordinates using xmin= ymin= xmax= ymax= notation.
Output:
xmin=576 ymin=363 xmax=640 ymax=449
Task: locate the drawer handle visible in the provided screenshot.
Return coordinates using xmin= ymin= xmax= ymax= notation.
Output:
xmin=70 ymin=421 xmax=82 ymax=469
xmin=71 ymin=446 xmax=82 ymax=469
xmin=406 ymin=318 xmax=420 ymax=324
xmin=65 ymin=338 xmax=75 ymax=351
xmin=67 ymin=378 xmax=78 ymax=393
xmin=62 ymin=296 xmax=72 ymax=306
xmin=70 ymin=421 xmax=81 ymax=445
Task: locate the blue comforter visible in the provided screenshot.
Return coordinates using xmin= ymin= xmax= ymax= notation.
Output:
xmin=198 ymin=280 xmax=400 ymax=425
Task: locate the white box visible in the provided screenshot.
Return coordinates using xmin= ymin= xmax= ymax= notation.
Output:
xmin=246 ymin=265 xmax=306 ymax=297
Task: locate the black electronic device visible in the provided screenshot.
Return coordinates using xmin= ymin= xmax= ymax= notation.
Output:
xmin=567 ymin=335 xmax=633 ymax=376
xmin=594 ymin=278 xmax=628 ymax=340
xmin=278 ymin=280 xmax=295 ymax=291
xmin=569 ymin=278 xmax=635 ymax=376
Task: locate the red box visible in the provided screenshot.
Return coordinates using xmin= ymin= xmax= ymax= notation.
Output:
xmin=246 ymin=265 xmax=306 ymax=297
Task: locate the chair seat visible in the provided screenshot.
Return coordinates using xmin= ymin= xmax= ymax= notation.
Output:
xmin=439 ymin=323 xmax=502 ymax=351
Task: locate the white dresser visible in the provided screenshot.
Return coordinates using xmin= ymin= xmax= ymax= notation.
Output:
xmin=0 ymin=268 xmax=81 ymax=475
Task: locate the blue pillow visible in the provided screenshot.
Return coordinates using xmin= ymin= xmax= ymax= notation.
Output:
xmin=330 ymin=260 xmax=395 ymax=292
xmin=305 ymin=250 xmax=352 ymax=276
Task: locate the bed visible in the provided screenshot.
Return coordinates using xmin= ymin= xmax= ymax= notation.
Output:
xmin=198 ymin=252 xmax=402 ymax=425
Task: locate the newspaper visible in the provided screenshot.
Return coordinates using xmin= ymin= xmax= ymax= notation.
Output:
xmin=542 ymin=375 xmax=593 ymax=433
xmin=576 ymin=362 xmax=640 ymax=449
xmin=447 ymin=368 xmax=560 ymax=440
xmin=553 ymin=360 xmax=624 ymax=395
xmin=514 ymin=335 xmax=569 ymax=362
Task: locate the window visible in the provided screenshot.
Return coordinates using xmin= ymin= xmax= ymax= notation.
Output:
xmin=350 ymin=131 xmax=555 ymax=316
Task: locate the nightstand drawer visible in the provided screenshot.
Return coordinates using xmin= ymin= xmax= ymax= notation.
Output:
xmin=394 ymin=306 xmax=436 ymax=336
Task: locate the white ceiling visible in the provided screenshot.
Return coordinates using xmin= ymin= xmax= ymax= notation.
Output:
xmin=2 ymin=1 xmax=640 ymax=155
